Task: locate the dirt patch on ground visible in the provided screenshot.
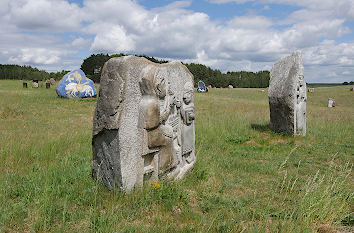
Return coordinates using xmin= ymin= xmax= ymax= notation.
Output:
xmin=269 ymin=138 xmax=291 ymax=145
xmin=245 ymin=138 xmax=262 ymax=146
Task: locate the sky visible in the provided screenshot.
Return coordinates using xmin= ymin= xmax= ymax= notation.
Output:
xmin=1 ymin=0 xmax=354 ymax=83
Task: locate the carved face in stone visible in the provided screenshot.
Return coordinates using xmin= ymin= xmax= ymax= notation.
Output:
xmin=183 ymin=91 xmax=193 ymax=104
xmin=155 ymin=76 xmax=166 ymax=99
xmin=183 ymin=82 xmax=194 ymax=104
xmin=296 ymin=75 xmax=306 ymax=104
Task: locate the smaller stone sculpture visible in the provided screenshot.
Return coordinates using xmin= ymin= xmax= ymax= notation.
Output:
xmin=32 ymin=81 xmax=39 ymax=88
xmin=197 ymin=80 xmax=207 ymax=92
xmin=268 ymin=51 xmax=307 ymax=136
xmin=56 ymin=69 xmax=96 ymax=98
xmin=50 ymin=78 xmax=56 ymax=86
xmin=328 ymin=98 xmax=335 ymax=107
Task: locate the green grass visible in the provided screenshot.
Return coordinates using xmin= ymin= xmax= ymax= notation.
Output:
xmin=0 ymin=80 xmax=353 ymax=232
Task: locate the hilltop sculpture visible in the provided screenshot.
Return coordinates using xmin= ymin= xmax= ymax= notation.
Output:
xmin=268 ymin=51 xmax=307 ymax=136
xmin=92 ymin=56 xmax=196 ymax=192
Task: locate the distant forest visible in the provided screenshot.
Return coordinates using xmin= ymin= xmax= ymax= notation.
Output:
xmin=1 ymin=54 xmax=352 ymax=88
xmin=0 ymin=64 xmax=69 ymax=81
xmin=81 ymin=53 xmax=270 ymax=88
xmin=0 ymin=54 xmax=271 ymax=88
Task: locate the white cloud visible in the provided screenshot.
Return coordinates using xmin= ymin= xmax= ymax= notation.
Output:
xmin=0 ymin=0 xmax=353 ymax=82
xmin=303 ymin=40 xmax=354 ymax=66
xmin=228 ymin=15 xmax=273 ymax=29
xmin=90 ymin=25 xmax=135 ymax=53
xmin=6 ymin=0 xmax=83 ymax=32
xmin=72 ymin=37 xmax=91 ymax=49
xmin=9 ymin=48 xmax=62 ymax=65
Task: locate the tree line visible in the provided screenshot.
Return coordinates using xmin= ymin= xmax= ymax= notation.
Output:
xmin=0 ymin=54 xmax=270 ymax=88
xmin=185 ymin=63 xmax=269 ymax=88
xmin=0 ymin=64 xmax=69 ymax=81
xmin=81 ymin=53 xmax=270 ymax=88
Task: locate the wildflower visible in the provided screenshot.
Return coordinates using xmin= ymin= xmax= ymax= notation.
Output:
xmin=150 ymin=181 xmax=161 ymax=190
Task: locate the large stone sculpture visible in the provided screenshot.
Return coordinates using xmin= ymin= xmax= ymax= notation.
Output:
xmin=268 ymin=51 xmax=307 ymax=136
xmin=92 ymin=56 xmax=196 ymax=192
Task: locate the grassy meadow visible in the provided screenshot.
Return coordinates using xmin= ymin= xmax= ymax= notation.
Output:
xmin=0 ymin=80 xmax=353 ymax=232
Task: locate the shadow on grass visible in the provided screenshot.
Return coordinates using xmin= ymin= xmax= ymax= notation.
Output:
xmin=251 ymin=123 xmax=295 ymax=138
xmin=250 ymin=123 xmax=271 ymax=132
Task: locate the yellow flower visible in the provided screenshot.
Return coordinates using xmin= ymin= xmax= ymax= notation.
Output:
xmin=150 ymin=181 xmax=161 ymax=190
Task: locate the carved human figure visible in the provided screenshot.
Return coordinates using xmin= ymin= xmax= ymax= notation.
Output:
xmin=139 ymin=68 xmax=177 ymax=177
xmin=295 ymin=75 xmax=306 ymax=135
xmin=178 ymin=82 xmax=195 ymax=165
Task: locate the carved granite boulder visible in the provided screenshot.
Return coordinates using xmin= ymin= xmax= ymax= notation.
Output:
xmin=268 ymin=51 xmax=307 ymax=136
xmin=92 ymin=56 xmax=196 ymax=192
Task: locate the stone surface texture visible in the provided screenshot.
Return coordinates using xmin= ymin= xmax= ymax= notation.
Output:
xmin=268 ymin=51 xmax=307 ymax=136
xmin=328 ymin=98 xmax=335 ymax=107
xmin=92 ymin=56 xmax=196 ymax=192
xmin=50 ymin=78 xmax=56 ymax=86
xmin=56 ymin=69 xmax=96 ymax=98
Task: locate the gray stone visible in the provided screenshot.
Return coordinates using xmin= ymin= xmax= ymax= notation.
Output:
xmin=92 ymin=56 xmax=196 ymax=192
xmin=32 ymin=82 xmax=39 ymax=88
xmin=268 ymin=51 xmax=307 ymax=136
xmin=50 ymin=78 xmax=56 ymax=86
xmin=328 ymin=98 xmax=335 ymax=107
xmin=228 ymin=85 xmax=233 ymax=89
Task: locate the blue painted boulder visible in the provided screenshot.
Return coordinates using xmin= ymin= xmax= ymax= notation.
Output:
xmin=56 ymin=69 xmax=97 ymax=98
xmin=196 ymin=80 xmax=208 ymax=92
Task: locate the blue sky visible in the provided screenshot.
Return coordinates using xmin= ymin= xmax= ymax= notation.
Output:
xmin=1 ymin=0 xmax=354 ymax=82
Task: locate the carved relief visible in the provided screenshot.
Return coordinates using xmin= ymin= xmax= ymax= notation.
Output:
xmin=138 ymin=65 xmax=196 ymax=182
xmin=92 ymin=56 xmax=195 ymax=192
xmin=295 ymin=75 xmax=306 ymax=135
